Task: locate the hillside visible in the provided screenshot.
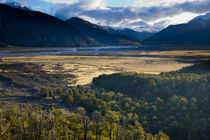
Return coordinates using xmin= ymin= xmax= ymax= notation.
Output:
xmin=144 ymin=13 xmax=210 ymax=45
xmin=92 ymin=61 xmax=210 ymax=140
xmin=0 ymin=4 xmax=102 ymax=47
xmin=65 ymin=17 xmax=141 ymax=46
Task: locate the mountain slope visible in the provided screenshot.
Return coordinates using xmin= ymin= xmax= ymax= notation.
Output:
xmin=106 ymin=27 xmax=154 ymax=41
xmin=0 ymin=4 xmax=101 ymax=47
xmin=144 ymin=13 xmax=210 ymax=45
xmin=190 ymin=13 xmax=210 ymax=23
xmin=65 ymin=17 xmax=141 ymax=46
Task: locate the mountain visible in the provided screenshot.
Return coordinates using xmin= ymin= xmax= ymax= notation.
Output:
xmin=0 ymin=3 xmax=102 ymax=47
xmin=5 ymin=2 xmax=31 ymax=11
xmin=189 ymin=13 xmax=210 ymax=23
xmin=106 ymin=27 xmax=154 ymax=41
xmin=144 ymin=13 xmax=210 ymax=45
xmin=65 ymin=17 xmax=141 ymax=46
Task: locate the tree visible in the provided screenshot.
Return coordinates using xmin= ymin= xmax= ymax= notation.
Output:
xmin=92 ymin=111 xmax=104 ymax=140
xmin=104 ymin=111 xmax=120 ymax=140
xmin=77 ymin=107 xmax=90 ymax=140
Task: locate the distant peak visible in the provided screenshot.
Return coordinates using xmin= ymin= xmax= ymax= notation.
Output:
xmin=67 ymin=17 xmax=87 ymax=22
xmin=69 ymin=17 xmax=82 ymax=20
xmin=5 ymin=2 xmax=31 ymax=11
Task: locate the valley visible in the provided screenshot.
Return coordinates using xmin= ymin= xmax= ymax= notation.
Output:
xmin=0 ymin=48 xmax=210 ymax=140
xmin=2 ymin=49 xmax=206 ymax=86
xmin=0 ymin=1 xmax=210 ymax=139
xmin=0 ymin=48 xmax=210 ymax=105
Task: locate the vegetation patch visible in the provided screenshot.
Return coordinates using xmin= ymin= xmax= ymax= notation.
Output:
xmin=92 ymin=61 xmax=210 ymax=140
xmin=0 ymin=62 xmax=74 ymax=93
xmin=0 ymin=104 xmax=169 ymax=140
xmin=0 ymin=60 xmax=210 ymax=140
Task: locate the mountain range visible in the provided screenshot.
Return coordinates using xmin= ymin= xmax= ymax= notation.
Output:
xmin=0 ymin=2 xmax=210 ymax=47
xmin=66 ymin=17 xmax=141 ymax=46
xmin=144 ymin=13 xmax=210 ymax=45
xmin=0 ymin=3 xmax=141 ymax=47
xmin=105 ymin=27 xmax=155 ymax=41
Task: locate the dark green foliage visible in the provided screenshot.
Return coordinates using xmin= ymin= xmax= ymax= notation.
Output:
xmin=60 ymin=86 xmax=170 ymax=139
xmin=93 ymin=72 xmax=210 ymax=100
xmin=40 ymin=88 xmax=54 ymax=98
xmin=55 ymin=88 xmax=63 ymax=95
xmin=62 ymin=86 xmax=99 ymax=112
xmin=92 ymin=62 xmax=210 ymax=140
xmin=1 ymin=62 xmax=210 ymax=140
xmin=0 ymin=104 xmax=169 ymax=140
xmin=169 ymin=61 xmax=210 ymax=74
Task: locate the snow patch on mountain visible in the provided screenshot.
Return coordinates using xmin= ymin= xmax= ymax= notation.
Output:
xmin=5 ymin=2 xmax=31 ymax=11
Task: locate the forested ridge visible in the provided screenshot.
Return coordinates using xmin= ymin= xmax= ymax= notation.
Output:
xmin=92 ymin=61 xmax=210 ymax=140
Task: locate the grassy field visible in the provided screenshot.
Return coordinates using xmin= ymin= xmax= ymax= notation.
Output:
xmin=1 ymin=55 xmax=191 ymax=86
xmin=0 ymin=49 xmax=209 ymax=106
xmin=2 ymin=50 xmax=210 ymax=85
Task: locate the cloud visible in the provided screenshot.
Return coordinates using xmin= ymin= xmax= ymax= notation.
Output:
xmin=54 ymin=0 xmax=210 ymax=21
xmin=44 ymin=0 xmax=107 ymax=9
xmin=53 ymin=0 xmax=107 ymax=19
xmin=43 ymin=0 xmax=78 ymax=4
xmin=1 ymin=0 xmax=210 ymax=31
xmin=133 ymin=0 xmax=196 ymax=7
xmin=79 ymin=0 xmax=107 ymax=10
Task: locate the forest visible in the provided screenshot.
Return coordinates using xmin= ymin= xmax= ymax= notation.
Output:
xmin=0 ymin=61 xmax=210 ymax=140
xmin=92 ymin=61 xmax=210 ymax=140
xmin=0 ymin=103 xmax=169 ymax=140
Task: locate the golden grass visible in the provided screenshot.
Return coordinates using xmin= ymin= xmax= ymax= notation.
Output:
xmin=3 ymin=50 xmax=206 ymax=86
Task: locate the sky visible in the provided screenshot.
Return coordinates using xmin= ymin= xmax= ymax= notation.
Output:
xmin=0 ymin=0 xmax=210 ymax=32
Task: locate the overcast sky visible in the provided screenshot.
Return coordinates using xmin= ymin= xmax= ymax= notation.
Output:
xmin=1 ymin=0 xmax=210 ymax=32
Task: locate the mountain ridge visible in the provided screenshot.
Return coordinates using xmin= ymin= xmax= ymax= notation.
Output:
xmin=65 ymin=17 xmax=141 ymax=46
xmin=5 ymin=2 xmax=31 ymax=11
xmin=144 ymin=14 xmax=210 ymax=45
xmin=0 ymin=3 xmax=141 ymax=47
xmin=189 ymin=12 xmax=210 ymax=23
xmin=0 ymin=3 xmax=101 ymax=47
xmin=106 ymin=27 xmax=154 ymax=41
